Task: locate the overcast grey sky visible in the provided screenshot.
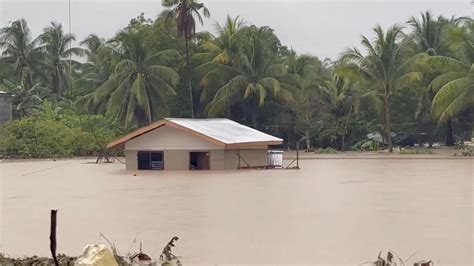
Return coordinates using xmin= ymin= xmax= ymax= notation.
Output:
xmin=0 ymin=0 xmax=471 ymax=59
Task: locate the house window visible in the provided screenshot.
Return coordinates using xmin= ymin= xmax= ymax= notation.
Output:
xmin=137 ymin=151 xmax=164 ymax=170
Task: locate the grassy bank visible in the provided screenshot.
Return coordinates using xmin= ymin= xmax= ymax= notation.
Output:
xmin=0 ymin=254 xmax=77 ymax=266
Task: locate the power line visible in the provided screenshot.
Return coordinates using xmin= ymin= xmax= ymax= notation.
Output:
xmin=68 ymin=0 xmax=72 ymax=85
xmin=132 ymin=114 xmax=474 ymax=131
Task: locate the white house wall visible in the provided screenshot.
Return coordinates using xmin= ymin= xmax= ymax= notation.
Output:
xmin=125 ymin=150 xmax=138 ymax=170
xmin=125 ymin=125 xmax=222 ymax=151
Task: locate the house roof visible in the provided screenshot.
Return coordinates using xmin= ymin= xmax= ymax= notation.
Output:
xmin=107 ymin=118 xmax=283 ymax=149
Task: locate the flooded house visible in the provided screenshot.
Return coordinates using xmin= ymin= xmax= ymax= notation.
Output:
xmin=107 ymin=118 xmax=283 ymax=170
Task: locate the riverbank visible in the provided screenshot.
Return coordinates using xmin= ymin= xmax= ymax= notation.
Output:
xmin=0 ymin=254 xmax=77 ymax=265
xmin=284 ymin=145 xmax=474 ymax=160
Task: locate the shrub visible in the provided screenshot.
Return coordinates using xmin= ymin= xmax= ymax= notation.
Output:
xmin=352 ymin=139 xmax=379 ymax=151
xmin=398 ymin=149 xmax=434 ymax=155
xmin=460 ymin=148 xmax=473 ymax=157
xmin=454 ymin=141 xmax=467 ymax=150
xmin=314 ymin=147 xmax=338 ymax=154
xmin=0 ymin=118 xmax=75 ymax=158
xmin=0 ymin=115 xmax=119 ymax=158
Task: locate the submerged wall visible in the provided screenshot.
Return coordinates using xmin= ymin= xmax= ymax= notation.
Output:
xmin=124 ymin=148 xmax=269 ymax=170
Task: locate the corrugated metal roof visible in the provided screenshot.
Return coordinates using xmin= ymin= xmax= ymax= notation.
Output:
xmin=107 ymin=118 xmax=283 ymax=149
xmin=166 ymin=118 xmax=282 ymax=144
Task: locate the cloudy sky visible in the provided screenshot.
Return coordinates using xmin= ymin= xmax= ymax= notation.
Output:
xmin=0 ymin=0 xmax=471 ymax=59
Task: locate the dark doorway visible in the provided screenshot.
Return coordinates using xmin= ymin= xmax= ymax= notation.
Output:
xmin=137 ymin=151 xmax=164 ymax=170
xmin=189 ymin=152 xmax=210 ymax=170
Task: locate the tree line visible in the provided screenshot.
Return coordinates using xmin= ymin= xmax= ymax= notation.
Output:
xmin=0 ymin=0 xmax=473 ymax=157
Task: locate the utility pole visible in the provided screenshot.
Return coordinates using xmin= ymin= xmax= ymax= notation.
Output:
xmin=471 ymin=0 xmax=474 ymax=18
xmin=68 ymin=0 xmax=72 ymax=86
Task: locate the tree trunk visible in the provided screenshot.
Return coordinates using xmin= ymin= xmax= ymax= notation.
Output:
xmin=184 ymin=35 xmax=194 ymax=118
xmin=251 ymin=111 xmax=257 ymax=128
xmin=464 ymin=125 xmax=472 ymax=141
xmin=52 ymin=72 xmax=59 ymax=95
xmin=341 ymin=104 xmax=353 ymax=152
xmin=305 ymin=129 xmax=311 ymax=152
xmin=132 ymin=108 xmax=151 ymax=130
xmin=445 ymin=118 xmax=454 ymax=146
xmin=428 ymin=122 xmax=435 ymax=148
xmin=383 ymin=90 xmax=393 ymax=152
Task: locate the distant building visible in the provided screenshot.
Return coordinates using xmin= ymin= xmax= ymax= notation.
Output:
xmin=107 ymin=118 xmax=283 ymax=170
xmin=0 ymin=91 xmax=12 ymax=124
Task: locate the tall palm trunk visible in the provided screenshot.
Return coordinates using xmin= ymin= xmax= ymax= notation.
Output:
xmin=305 ymin=129 xmax=311 ymax=152
xmin=184 ymin=35 xmax=194 ymax=118
xmin=251 ymin=111 xmax=257 ymax=128
xmin=445 ymin=118 xmax=454 ymax=146
xmin=341 ymin=103 xmax=353 ymax=152
xmin=249 ymin=97 xmax=258 ymax=128
xmin=383 ymin=89 xmax=393 ymax=152
xmin=52 ymin=71 xmax=60 ymax=95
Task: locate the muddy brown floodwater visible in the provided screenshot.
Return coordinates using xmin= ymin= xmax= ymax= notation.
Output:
xmin=0 ymin=158 xmax=472 ymax=265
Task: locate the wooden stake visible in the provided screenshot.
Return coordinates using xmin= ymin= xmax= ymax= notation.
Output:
xmin=50 ymin=209 xmax=59 ymax=266
xmin=237 ymin=149 xmax=241 ymax=169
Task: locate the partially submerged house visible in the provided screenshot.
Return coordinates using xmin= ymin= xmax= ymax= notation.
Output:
xmin=107 ymin=118 xmax=283 ymax=170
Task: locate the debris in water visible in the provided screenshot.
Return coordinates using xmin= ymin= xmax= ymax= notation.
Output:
xmin=413 ymin=261 xmax=433 ymax=266
xmin=160 ymin=236 xmax=180 ymax=265
xmin=75 ymin=244 xmax=118 ymax=266
xmin=362 ymin=251 xmax=435 ymax=266
xmin=129 ymin=242 xmax=152 ymax=264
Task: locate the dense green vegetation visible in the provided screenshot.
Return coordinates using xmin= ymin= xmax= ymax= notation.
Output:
xmin=0 ymin=1 xmax=472 ymax=157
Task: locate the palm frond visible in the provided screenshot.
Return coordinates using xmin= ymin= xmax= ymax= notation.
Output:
xmin=431 ymin=77 xmax=473 ymax=121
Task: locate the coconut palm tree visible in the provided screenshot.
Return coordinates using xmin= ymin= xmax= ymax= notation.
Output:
xmin=407 ymin=11 xmax=451 ymax=56
xmin=339 ymin=25 xmax=411 ymax=152
xmin=421 ymin=21 xmax=474 ymax=145
xmin=39 ymin=22 xmax=84 ymax=95
xmin=194 ymin=15 xmax=244 ymax=65
xmin=278 ymin=50 xmax=325 ymax=151
xmin=200 ymin=26 xmax=292 ymax=127
xmin=407 ymin=12 xmax=465 ymax=145
xmin=322 ymin=75 xmax=359 ymax=149
xmin=78 ymin=35 xmax=119 ymax=93
xmin=428 ymin=23 xmax=474 ymax=124
xmin=430 ymin=58 xmax=473 ymax=123
xmin=0 ymin=19 xmax=43 ymax=87
xmin=86 ymin=30 xmax=180 ymax=128
xmin=161 ymin=0 xmax=210 ymax=118
xmin=321 ymin=62 xmax=383 ymax=151
xmin=194 ymin=15 xmax=245 ymax=107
